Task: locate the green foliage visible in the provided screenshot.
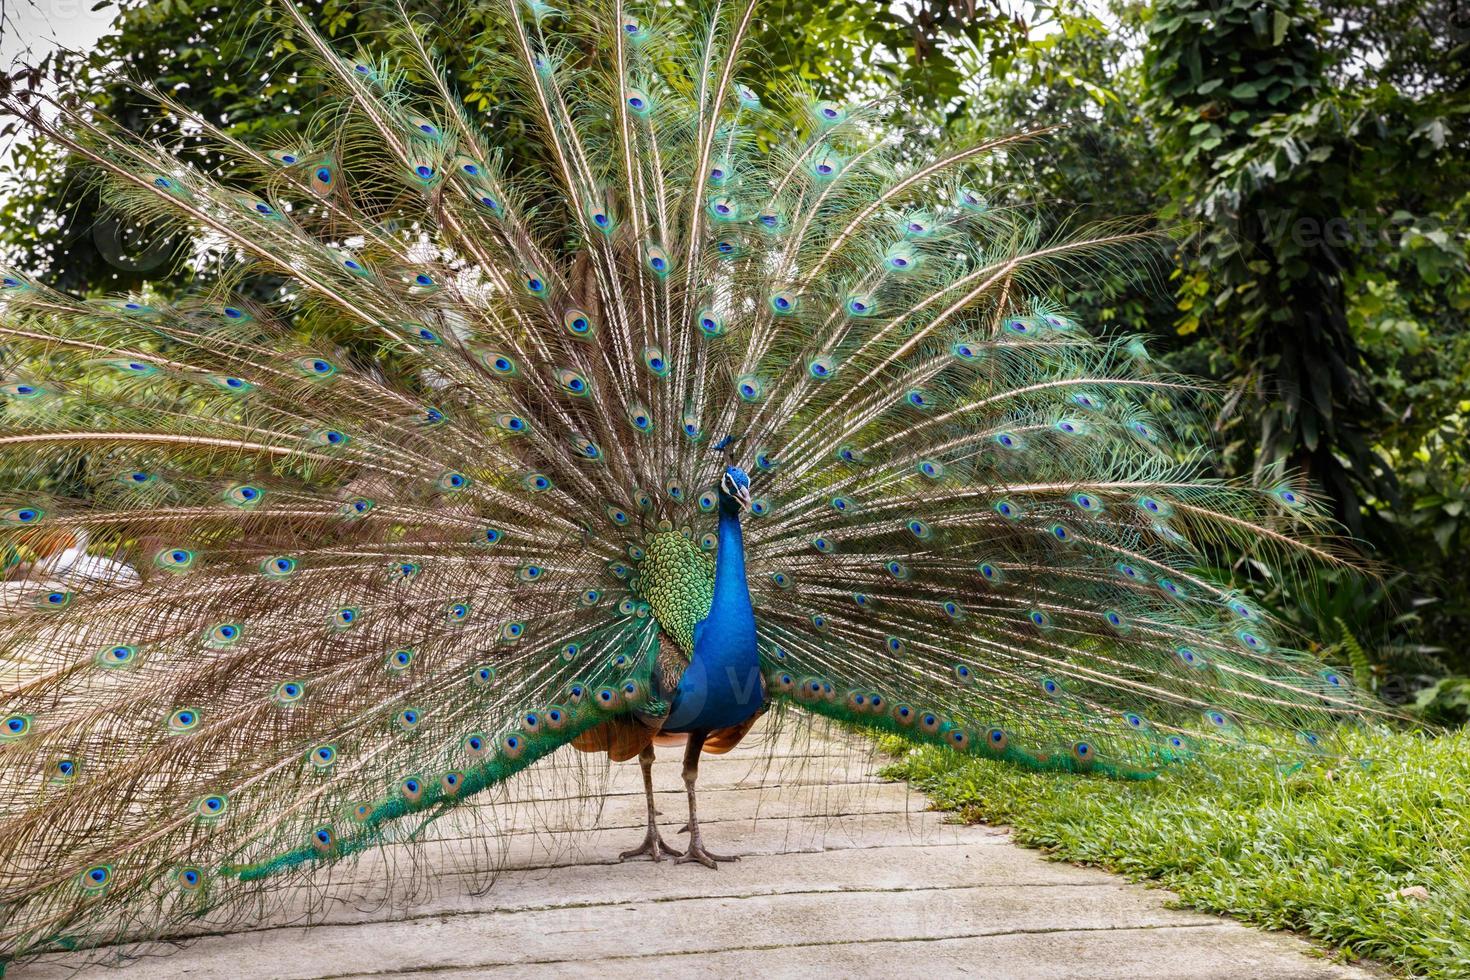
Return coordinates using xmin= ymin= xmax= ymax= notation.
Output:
xmin=1412 ymin=677 xmax=1470 ymax=727
xmin=1145 ymin=0 xmax=1391 ymax=532
xmin=0 ymin=0 xmax=525 ymax=296
xmin=885 ymin=728 xmax=1470 ymax=978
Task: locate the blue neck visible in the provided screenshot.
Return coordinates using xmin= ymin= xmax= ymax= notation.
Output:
xmin=710 ymin=499 xmax=752 ymax=617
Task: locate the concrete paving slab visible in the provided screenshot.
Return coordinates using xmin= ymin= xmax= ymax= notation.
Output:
xmin=20 ymin=718 xmax=1376 ymax=979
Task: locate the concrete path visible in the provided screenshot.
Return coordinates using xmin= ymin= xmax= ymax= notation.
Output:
xmin=24 ymin=718 xmax=1371 ymax=979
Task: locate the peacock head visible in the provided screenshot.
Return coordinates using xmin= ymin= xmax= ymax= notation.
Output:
xmin=719 ymin=466 xmax=753 ymax=513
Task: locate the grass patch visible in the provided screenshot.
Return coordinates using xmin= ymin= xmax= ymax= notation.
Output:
xmin=880 ymin=727 xmax=1470 ymax=977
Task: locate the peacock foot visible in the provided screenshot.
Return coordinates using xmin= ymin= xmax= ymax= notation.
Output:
xmin=619 ymin=827 xmax=681 ymax=862
xmin=675 ymin=834 xmax=740 ymax=868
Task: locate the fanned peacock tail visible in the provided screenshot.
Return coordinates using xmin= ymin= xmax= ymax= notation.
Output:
xmin=0 ymin=0 xmax=1380 ymax=962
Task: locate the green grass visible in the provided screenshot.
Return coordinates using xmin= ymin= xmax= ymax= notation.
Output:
xmin=879 ymin=727 xmax=1470 ymax=978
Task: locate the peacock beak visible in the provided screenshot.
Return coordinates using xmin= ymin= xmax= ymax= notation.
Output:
xmin=733 ymin=485 xmax=753 ymax=512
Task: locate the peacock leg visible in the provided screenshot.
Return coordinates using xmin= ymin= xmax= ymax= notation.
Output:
xmin=619 ymin=744 xmax=679 ymax=862
xmin=675 ymin=731 xmax=740 ymax=868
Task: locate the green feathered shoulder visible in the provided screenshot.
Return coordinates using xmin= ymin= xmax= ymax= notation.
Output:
xmin=636 ymin=529 xmax=714 ymax=657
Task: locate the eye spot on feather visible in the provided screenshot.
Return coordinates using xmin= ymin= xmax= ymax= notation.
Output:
xmin=167 ymin=708 xmax=200 ymax=733
xmin=274 ymin=681 xmax=305 ymax=705
xmin=463 ymin=733 xmax=489 ymax=759
xmin=80 ymin=866 xmax=112 ymax=894
xmin=1175 ymin=646 xmax=1206 ymax=668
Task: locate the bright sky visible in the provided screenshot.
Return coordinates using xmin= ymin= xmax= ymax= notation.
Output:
xmin=0 ymin=0 xmax=118 ymax=171
xmin=0 ymin=0 xmax=116 ymax=66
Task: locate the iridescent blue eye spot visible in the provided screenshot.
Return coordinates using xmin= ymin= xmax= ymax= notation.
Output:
xmin=316 ymin=167 xmax=332 ymax=183
xmin=628 ymin=96 xmax=645 ymax=110
xmin=822 ymin=106 xmax=838 ymax=118
xmin=717 ymin=240 xmax=734 ymax=252
xmin=254 ymin=202 xmax=273 ymax=215
xmin=17 ymin=508 xmax=37 ymax=521
xmin=1043 ymin=679 xmax=1058 ymax=694
xmin=226 ymin=377 xmax=244 ymax=388
xmin=527 ymin=277 xmax=543 ymax=291
xmin=462 ymin=163 xmax=480 ymax=176
xmin=154 ymin=177 xmax=172 ymax=188
xmin=414 ymin=165 xmax=433 ymax=179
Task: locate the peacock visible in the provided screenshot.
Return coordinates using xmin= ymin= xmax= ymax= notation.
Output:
xmin=0 ymin=0 xmax=1378 ymax=966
